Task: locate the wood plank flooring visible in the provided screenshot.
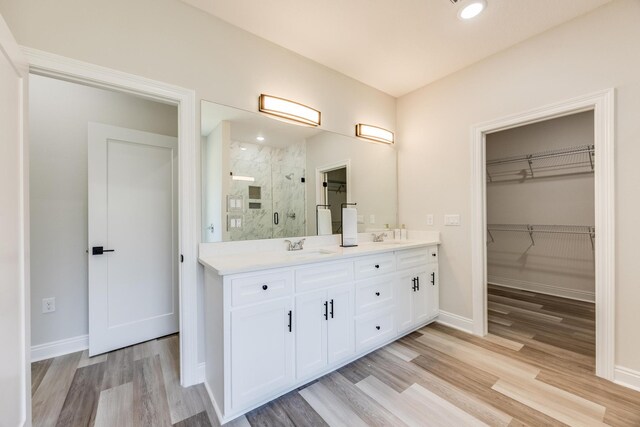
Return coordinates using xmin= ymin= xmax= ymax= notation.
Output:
xmin=33 ymin=285 xmax=640 ymax=426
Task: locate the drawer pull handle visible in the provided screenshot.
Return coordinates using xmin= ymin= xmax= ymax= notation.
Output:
xmin=412 ymin=277 xmax=417 ymax=292
xmin=376 ymin=325 xmax=381 ymax=330
xmin=416 ymin=276 xmax=420 ymax=291
xmin=432 ymin=253 xmax=437 ymax=257
xmin=324 ymin=301 xmax=328 ymax=320
xmin=375 ymin=292 xmax=380 ymax=296
xmin=431 ymin=272 xmax=435 ymax=286
xmin=330 ymin=299 xmax=334 ymax=319
xmin=262 ymin=284 xmax=268 ymax=291
xmin=287 ymin=310 xmax=292 ymax=332
xmin=375 ymin=264 xmax=380 ymax=269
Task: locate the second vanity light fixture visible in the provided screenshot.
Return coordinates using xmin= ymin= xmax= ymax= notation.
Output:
xmin=355 ymin=123 xmax=395 ymax=144
xmin=259 ymin=94 xmax=321 ymax=127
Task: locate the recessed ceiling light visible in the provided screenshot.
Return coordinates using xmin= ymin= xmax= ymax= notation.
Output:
xmin=457 ymin=0 xmax=487 ymax=20
xmin=256 ymin=136 xmax=265 ymax=141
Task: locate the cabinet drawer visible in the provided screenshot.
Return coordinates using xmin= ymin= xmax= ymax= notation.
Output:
xmin=396 ymin=247 xmax=429 ymax=270
xmin=354 ymin=253 xmax=395 ymax=279
xmin=355 ymin=277 xmax=394 ymax=315
xmin=231 ymin=271 xmax=294 ymax=307
xmin=295 ymin=262 xmax=354 ymax=293
xmin=355 ymin=309 xmax=395 ymax=352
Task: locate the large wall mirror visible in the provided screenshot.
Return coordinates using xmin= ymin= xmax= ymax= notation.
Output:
xmin=201 ymin=100 xmax=397 ymax=243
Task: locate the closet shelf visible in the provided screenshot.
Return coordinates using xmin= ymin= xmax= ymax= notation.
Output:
xmin=486 ymin=144 xmax=594 ymax=182
xmin=487 ymin=223 xmax=595 ymax=249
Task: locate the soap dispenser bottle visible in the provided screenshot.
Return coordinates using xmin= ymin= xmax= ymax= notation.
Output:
xmin=401 ymin=224 xmax=407 ymax=240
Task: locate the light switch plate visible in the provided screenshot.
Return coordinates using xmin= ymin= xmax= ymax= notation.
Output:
xmin=369 ymin=214 xmax=376 ymax=224
xmin=444 ymin=214 xmax=461 ymax=226
xmin=426 ymin=214 xmax=434 ymax=226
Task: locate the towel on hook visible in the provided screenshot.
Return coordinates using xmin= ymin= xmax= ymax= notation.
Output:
xmin=317 ymin=208 xmax=332 ymax=236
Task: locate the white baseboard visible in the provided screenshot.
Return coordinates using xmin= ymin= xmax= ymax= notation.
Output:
xmin=198 ymin=362 xmax=206 ymax=383
xmin=31 ymin=334 xmax=88 ymax=362
xmin=488 ymin=275 xmax=595 ymax=303
xmin=436 ymin=310 xmax=474 ymax=334
xmin=614 ymin=366 xmax=640 ymax=392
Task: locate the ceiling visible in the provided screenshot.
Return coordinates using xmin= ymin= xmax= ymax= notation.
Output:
xmin=182 ymin=0 xmax=611 ymax=97
xmin=201 ymin=101 xmax=321 ymax=148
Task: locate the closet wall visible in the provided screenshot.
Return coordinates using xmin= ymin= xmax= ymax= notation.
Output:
xmin=486 ymin=111 xmax=595 ymax=301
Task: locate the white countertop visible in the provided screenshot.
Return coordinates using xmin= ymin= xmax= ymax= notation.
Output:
xmin=198 ymin=239 xmax=440 ymax=275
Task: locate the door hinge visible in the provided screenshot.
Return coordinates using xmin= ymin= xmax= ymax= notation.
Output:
xmin=180 ymin=254 xmax=184 ymax=263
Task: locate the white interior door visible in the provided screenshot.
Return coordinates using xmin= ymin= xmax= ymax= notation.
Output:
xmin=88 ymin=123 xmax=178 ymax=356
xmin=0 ymin=14 xmax=29 ymax=427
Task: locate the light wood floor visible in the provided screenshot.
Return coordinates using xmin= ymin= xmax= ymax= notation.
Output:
xmin=32 ymin=285 xmax=640 ymax=426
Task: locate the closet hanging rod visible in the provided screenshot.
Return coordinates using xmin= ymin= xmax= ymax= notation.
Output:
xmin=487 ymin=224 xmax=595 ymax=249
xmin=486 ymin=145 xmax=594 ymax=167
xmin=487 ymin=228 xmax=594 ymax=235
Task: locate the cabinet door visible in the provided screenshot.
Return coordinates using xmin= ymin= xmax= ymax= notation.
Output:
xmin=425 ymin=264 xmax=439 ymax=319
xmin=230 ymin=298 xmax=294 ymax=410
xmin=327 ymin=285 xmax=355 ymax=364
xmin=396 ymin=271 xmax=415 ymax=333
xmin=295 ymin=290 xmax=328 ymax=380
xmin=413 ymin=270 xmax=431 ymax=325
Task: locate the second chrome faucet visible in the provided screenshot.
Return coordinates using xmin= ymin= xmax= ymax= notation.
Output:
xmin=285 ymin=238 xmax=305 ymax=251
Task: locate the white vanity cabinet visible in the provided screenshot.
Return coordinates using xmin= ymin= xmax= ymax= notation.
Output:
xmin=202 ymin=242 xmax=439 ymax=423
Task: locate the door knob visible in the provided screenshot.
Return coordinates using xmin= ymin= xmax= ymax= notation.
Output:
xmin=376 ymin=326 xmax=381 ymax=330
xmin=262 ymin=284 xmax=268 ymax=290
xmin=375 ymin=264 xmax=380 ymax=269
xmin=375 ymin=292 xmax=380 ymax=296
xmin=92 ymin=246 xmax=115 ymax=255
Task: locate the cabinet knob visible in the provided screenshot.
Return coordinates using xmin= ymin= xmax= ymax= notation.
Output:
xmin=375 ymin=292 xmax=380 ymax=296
xmin=375 ymin=264 xmax=380 ymax=269
xmin=262 ymin=284 xmax=268 ymax=290
xmin=376 ymin=326 xmax=381 ymax=330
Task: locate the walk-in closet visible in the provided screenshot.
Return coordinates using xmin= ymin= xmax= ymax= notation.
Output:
xmin=486 ymin=111 xmax=596 ymax=364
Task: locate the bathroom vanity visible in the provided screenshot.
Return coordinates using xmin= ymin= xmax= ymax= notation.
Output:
xmin=199 ymin=237 xmax=440 ymax=422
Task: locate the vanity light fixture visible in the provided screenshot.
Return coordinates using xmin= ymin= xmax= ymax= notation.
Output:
xmin=454 ymin=0 xmax=487 ymax=20
xmin=258 ymin=94 xmax=321 ymax=127
xmin=355 ymin=123 xmax=394 ymax=144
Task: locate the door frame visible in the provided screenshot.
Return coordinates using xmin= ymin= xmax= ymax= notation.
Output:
xmin=315 ymin=159 xmax=351 ymax=205
xmin=470 ymin=89 xmax=615 ymax=380
xmin=23 ymin=47 xmax=200 ymax=386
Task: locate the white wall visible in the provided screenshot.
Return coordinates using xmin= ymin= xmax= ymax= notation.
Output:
xmin=29 ymin=74 xmax=177 ymax=347
xmin=397 ymin=0 xmax=640 ymax=371
xmin=0 ymin=0 xmax=396 ymax=364
xmin=305 ymin=132 xmax=398 ymax=235
xmin=486 ymin=112 xmax=595 ymax=301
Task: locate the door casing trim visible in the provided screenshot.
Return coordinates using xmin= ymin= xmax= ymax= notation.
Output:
xmin=23 ymin=47 xmax=199 ymax=386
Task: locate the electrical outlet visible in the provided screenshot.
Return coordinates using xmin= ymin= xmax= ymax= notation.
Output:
xmin=426 ymin=214 xmax=434 ymax=226
xmin=357 ymin=215 xmax=365 ymax=224
xmin=369 ymin=214 xmax=376 ymax=224
xmin=42 ymin=297 xmax=56 ymax=313
xmin=444 ymin=214 xmax=461 ymax=226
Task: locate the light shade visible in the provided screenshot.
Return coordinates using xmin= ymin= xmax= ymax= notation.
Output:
xmin=259 ymin=94 xmax=321 ymax=127
xmin=355 ymin=124 xmax=394 ymax=144
xmin=458 ymin=0 xmax=487 ymax=20
xmin=231 ymin=175 xmax=255 ymax=182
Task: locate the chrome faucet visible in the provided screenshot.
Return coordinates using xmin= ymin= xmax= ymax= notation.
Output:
xmin=285 ymin=238 xmax=305 ymax=251
xmin=372 ymin=233 xmax=387 ymax=242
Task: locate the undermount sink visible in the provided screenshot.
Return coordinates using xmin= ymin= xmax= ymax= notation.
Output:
xmin=284 ymin=249 xmax=336 ymax=258
xmin=366 ymin=240 xmax=407 ymax=246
